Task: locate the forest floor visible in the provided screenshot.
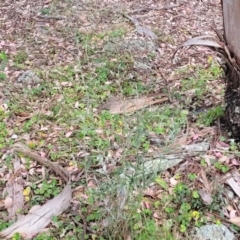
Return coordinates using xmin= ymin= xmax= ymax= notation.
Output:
xmin=1 ymin=0 xmax=239 ymax=239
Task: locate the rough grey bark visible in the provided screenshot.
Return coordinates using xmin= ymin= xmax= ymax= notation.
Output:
xmin=222 ymin=0 xmax=240 ymax=139
xmin=222 ymin=0 xmax=240 ymax=64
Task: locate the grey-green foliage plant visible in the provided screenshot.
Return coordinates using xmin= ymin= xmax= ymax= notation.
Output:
xmin=0 ymin=51 xmax=7 ymax=80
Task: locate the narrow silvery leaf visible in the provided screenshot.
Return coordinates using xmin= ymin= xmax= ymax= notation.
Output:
xmin=181 ymin=35 xmax=222 ymax=48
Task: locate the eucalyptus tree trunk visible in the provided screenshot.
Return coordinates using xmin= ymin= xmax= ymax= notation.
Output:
xmin=222 ymin=0 xmax=240 ymax=139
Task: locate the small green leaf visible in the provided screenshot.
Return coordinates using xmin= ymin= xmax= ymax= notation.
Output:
xmin=180 ymin=224 xmax=187 ymax=233
xmin=192 ymin=190 xmax=199 ymax=199
xmin=155 ymin=177 xmax=168 ymax=190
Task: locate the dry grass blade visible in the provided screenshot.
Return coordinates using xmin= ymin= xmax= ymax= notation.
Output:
xmin=130 ymin=3 xmax=182 ymax=14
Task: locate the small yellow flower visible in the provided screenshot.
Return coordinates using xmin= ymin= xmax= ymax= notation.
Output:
xmin=191 ymin=211 xmax=200 ymax=220
xmin=27 ymin=141 xmax=37 ymax=149
xmin=24 ymin=196 xmax=30 ymax=202
xmin=208 ymin=56 xmax=213 ymax=64
xmin=23 ymin=186 xmax=31 ymax=196
xmin=216 ymin=220 xmax=221 ymax=226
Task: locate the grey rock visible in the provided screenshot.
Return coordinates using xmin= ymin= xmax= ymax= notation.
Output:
xmin=133 ymin=60 xmax=151 ymax=70
xmin=119 ymin=38 xmax=157 ymax=53
xmin=224 ymin=189 xmax=234 ymax=199
xmin=104 ymin=38 xmax=157 ymax=53
xmin=104 ymin=38 xmax=157 ymax=71
xmin=192 ymin=224 xmax=235 ymax=240
xmin=17 ymin=70 xmax=42 ymax=85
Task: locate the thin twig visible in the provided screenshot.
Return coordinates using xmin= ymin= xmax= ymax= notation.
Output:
xmin=159 ymin=71 xmax=172 ymax=102
xmin=78 ymin=209 xmax=87 ymax=238
xmin=13 ymin=143 xmax=70 ymax=183
xmin=130 ymin=3 xmax=183 ymax=15
xmin=122 ymin=14 xmax=140 ymax=27
xmin=70 ymin=213 xmax=95 ymax=233
xmin=35 ymin=15 xmax=66 ymax=20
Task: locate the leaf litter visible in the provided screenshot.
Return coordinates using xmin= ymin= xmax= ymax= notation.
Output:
xmin=0 ymin=0 xmax=239 ymax=239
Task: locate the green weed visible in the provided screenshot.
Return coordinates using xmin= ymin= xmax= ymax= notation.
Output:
xmin=14 ymin=51 xmax=28 ymax=65
xmin=0 ymin=51 xmax=7 ymax=80
xmin=197 ymin=106 xmax=224 ymax=126
xmin=153 ymin=178 xmax=226 ymax=236
xmin=0 ymin=110 xmax=8 ymax=148
xmin=40 ymin=8 xmax=50 ymax=15
xmin=214 ymin=162 xmax=229 ymax=173
xmin=180 ymin=62 xmax=223 ymax=103
xmin=30 ymin=179 xmax=61 ymax=205
xmin=96 ymin=28 xmax=126 ymax=39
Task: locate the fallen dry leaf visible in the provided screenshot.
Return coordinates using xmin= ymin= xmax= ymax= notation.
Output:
xmin=229 ymin=210 xmax=237 ymax=219
xmin=218 ymin=141 xmax=230 ymax=148
xmin=216 ymin=142 xmax=230 ymax=151
xmin=229 ymin=217 xmax=240 ymax=227
xmin=198 ymin=189 xmax=213 ymax=205
xmin=231 ymin=158 xmax=240 ymax=166
xmin=200 ymin=169 xmax=213 ymax=193
xmin=218 ymin=155 xmax=230 ymax=163
xmin=202 ymin=154 xmax=216 ymax=166
xmin=4 ymin=197 xmax=13 ymax=209
xmin=144 ymin=188 xmax=156 ymax=198
xmin=153 ymin=212 xmax=161 ymax=220
xmin=226 ymin=177 xmax=240 ymax=198
xmin=65 ymin=131 xmax=73 ymax=138
xmin=170 ymin=177 xmax=178 ymax=186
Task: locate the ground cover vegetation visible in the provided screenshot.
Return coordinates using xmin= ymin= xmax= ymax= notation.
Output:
xmin=0 ymin=0 xmax=239 ymax=239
